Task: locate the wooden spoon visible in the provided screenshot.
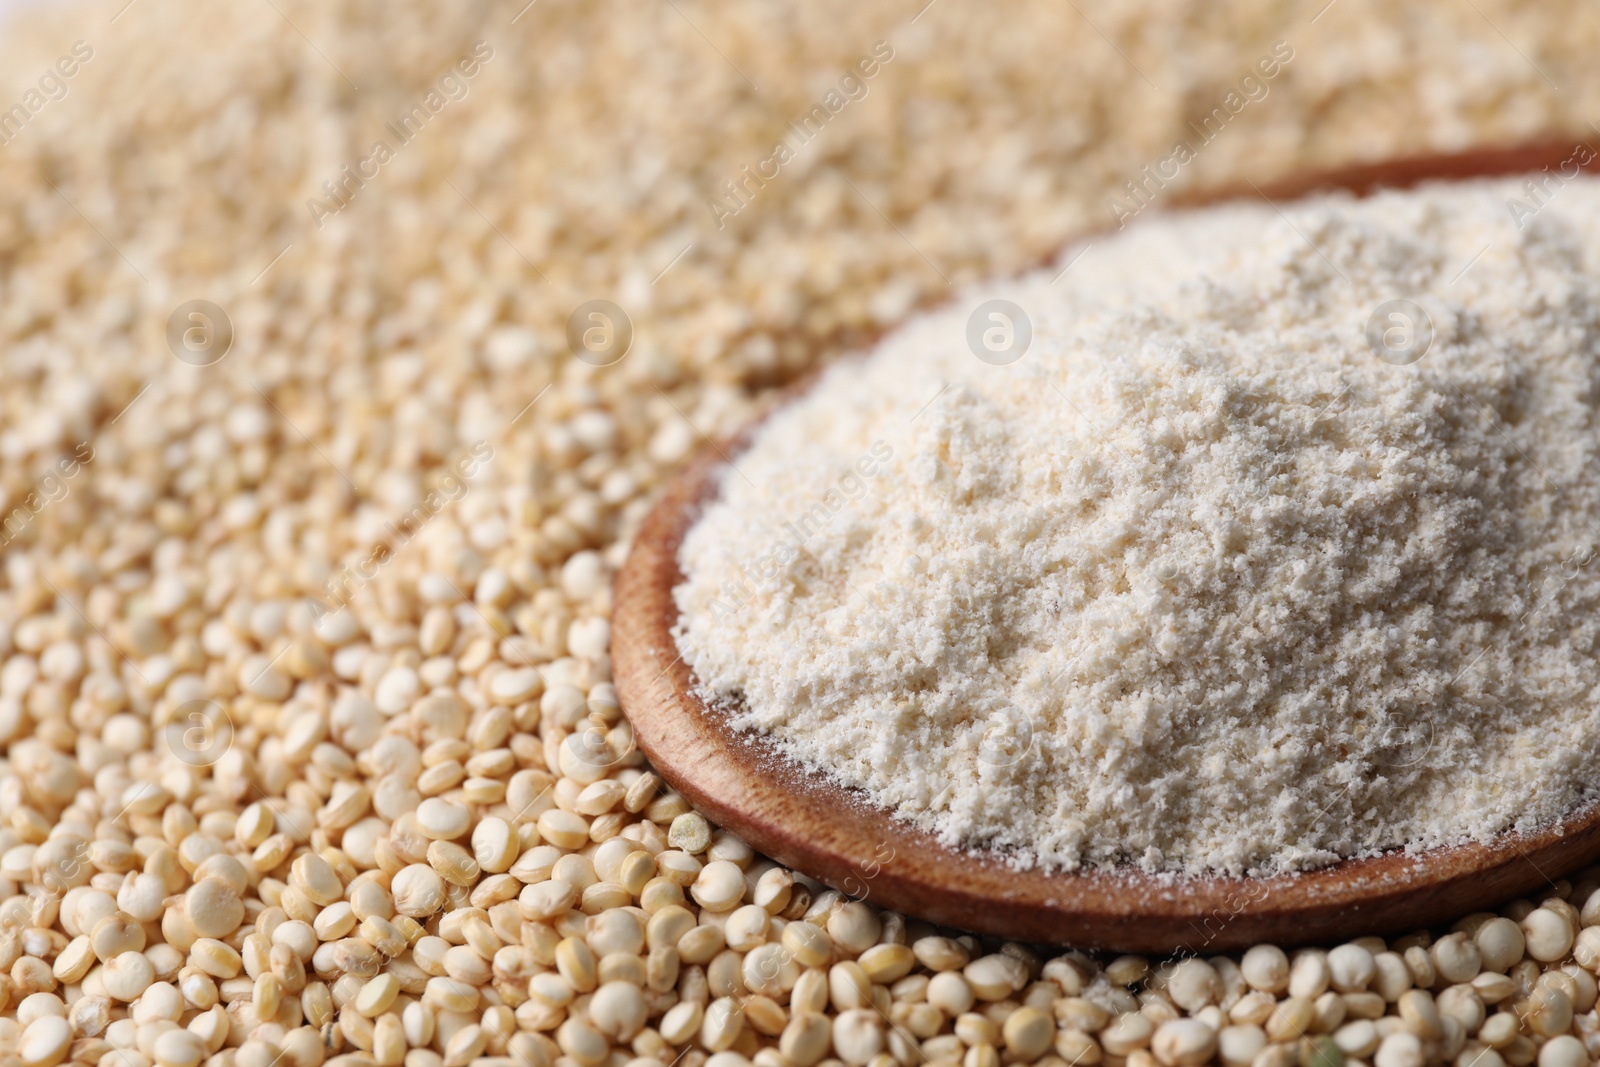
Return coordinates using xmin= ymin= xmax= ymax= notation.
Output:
xmin=612 ymin=138 xmax=1600 ymax=952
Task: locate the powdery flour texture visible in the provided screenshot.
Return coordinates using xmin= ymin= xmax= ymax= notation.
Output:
xmin=675 ymin=177 xmax=1600 ymax=876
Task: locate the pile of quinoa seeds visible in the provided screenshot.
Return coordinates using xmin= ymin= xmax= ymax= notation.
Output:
xmin=6 ymin=2 xmax=1600 ymax=1067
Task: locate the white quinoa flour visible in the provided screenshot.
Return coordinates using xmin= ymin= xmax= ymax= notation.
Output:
xmin=676 ymin=178 xmax=1600 ymax=876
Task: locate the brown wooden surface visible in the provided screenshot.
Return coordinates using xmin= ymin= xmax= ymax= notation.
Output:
xmin=611 ymin=138 xmax=1600 ymax=952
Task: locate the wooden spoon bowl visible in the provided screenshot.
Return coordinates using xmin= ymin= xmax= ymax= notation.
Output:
xmin=612 ymin=138 xmax=1600 ymax=952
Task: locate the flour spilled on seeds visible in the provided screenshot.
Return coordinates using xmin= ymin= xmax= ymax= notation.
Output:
xmin=675 ymin=177 xmax=1600 ymax=877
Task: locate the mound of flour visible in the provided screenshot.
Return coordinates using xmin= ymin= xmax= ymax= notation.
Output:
xmin=673 ymin=177 xmax=1600 ymax=876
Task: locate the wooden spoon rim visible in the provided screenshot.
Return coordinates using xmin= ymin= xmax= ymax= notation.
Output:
xmin=612 ymin=137 xmax=1600 ymax=951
